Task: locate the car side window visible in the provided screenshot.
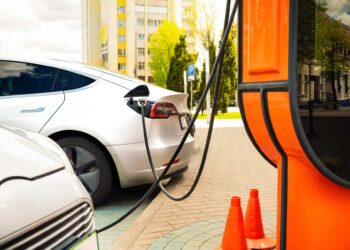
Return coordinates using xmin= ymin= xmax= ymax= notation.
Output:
xmin=0 ymin=61 xmax=58 ymax=96
xmin=53 ymin=70 xmax=94 ymax=91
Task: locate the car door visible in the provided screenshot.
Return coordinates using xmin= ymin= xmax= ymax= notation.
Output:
xmin=0 ymin=61 xmax=64 ymax=133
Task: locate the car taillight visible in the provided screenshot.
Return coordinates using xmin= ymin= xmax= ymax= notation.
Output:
xmin=150 ymin=102 xmax=179 ymax=119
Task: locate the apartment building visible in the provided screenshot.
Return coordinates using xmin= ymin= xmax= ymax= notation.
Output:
xmin=297 ymin=10 xmax=350 ymax=105
xmin=82 ymin=0 xmax=197 ymax=83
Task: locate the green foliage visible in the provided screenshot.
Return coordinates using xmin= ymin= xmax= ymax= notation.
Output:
xmin=314 ymin=5 xmax=350 ymax=105
xmin=194 ymin=62 xmax=207 ymax=113
xmin=297 ymin=0 xmax=350 ymax=108
xmin=208 ymin=41 xmax=216 ymax=73
xmin=228 ymin=25 xmax=238 ymax=108
xmin=149 ymin=21 xmax=181 ymax=88
xmin=315 ymin=14 xmax=349 ymax=73
xmin=208 ymin=41 xmax=217 ymax=100
xmin=216 ymin=25 xmax=238 ymax=113
xmin=316 ymin=0 xmax=327 ymax=11
xmin=166 ymin=35 xmax=197 ymax=92
xmin=197 ymin=112 xmax=241 ymax=120
xmin=297 ymin=0 xmax=316 ymax=68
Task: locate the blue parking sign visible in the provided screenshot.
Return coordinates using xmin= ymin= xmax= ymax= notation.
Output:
xmin=187 ymin=64 xmax=195 ymax=81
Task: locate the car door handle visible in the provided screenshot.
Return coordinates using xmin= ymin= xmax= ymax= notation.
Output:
xmin=21 ymin=107 xmax=45 ymax=113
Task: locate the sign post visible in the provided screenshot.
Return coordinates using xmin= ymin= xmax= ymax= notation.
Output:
xmin=187 ymin=65 xmax=195 ymax=81
xmin=187 ymin=64 xmax=195 ymax=113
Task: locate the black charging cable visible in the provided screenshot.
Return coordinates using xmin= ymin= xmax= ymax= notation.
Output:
xmin=96 ymin=0 xmax=238 ymax=233
xmin=139 ymin=0 xmax=233 ymax=201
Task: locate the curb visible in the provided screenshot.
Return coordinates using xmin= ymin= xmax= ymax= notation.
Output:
xmin=109 ymin=190 xmax=168 ymax=250
xmin=110 ymin=135 xmax=202 ymax=249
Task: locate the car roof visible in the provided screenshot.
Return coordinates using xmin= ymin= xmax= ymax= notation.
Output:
xmin=0 ymin=56 xmax=160 ymax=91
xmin=0 ymin=56 xmax=104 ymax=79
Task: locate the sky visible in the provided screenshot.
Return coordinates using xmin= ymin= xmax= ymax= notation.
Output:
xmin=2 ymin=1 xmax=347 ymax=63
xmin=0 ymin=0 xmax=82 ymax=61
xmin=327 ymin=0 xmax=350 ymax=25
xmin=0 ymin=0 xmax=227 ymax=63
xmin=215 ymin=1 xmax=232 ymax=39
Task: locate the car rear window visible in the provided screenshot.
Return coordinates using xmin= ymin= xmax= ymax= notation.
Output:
xmin=53 ymin=70 xmax=95 ymax=91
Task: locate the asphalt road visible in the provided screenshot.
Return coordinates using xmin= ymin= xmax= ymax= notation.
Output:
xmin=94 ymin=185 xmax=159 ymax=250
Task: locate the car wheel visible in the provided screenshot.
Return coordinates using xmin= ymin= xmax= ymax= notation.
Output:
xmin=56 ymin=136 xmax=113 ymax=205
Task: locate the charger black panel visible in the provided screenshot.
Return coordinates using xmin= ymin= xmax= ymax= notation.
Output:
xmin=296 ymin=0 xmax=350 ymax=183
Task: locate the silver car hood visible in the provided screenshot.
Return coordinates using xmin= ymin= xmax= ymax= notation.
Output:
xmin=0 ymin=126 xmax=65 ymax=184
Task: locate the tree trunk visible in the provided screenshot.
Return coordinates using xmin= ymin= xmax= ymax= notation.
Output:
xmin=331 ymin=70 xmax=338 ymax=109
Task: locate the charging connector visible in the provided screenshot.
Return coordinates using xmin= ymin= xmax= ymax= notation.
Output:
xmin=138 ymin=98 xmax=148 ymax=108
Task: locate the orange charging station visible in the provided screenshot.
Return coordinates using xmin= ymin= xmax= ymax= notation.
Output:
xmin=239 ymin=0 xmax=350 ymax=249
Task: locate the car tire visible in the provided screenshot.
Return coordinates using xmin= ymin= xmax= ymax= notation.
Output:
xmin=56 ymin=136 xmax=113 ymax=205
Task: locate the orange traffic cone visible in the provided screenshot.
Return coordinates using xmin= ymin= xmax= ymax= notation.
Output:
xmin=220 ymin=197 xmax=248 ymax=250
xmin=244 ymin=189 xmax=276 ymax=250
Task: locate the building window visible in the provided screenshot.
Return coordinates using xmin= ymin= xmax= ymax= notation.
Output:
xmin=118 ymin=63 xmax=126 ymax=71
xmin=118 ymin=35 xmax=125 ymax=42
xmin=135 ymin=4 xmax=167 ymax=14
xmin=118 ymin=49 xmax=126 ymax=56
xmin=137 ymin=34 xmax=145 ymax=41
xmin=148 ymin=5 xmax=167 ymax=14
xmin=137 ymin=18 xmax=145 ymax=27
xmin=118 ymin=20 xmax=125 ymax=28
xmin=184 ymin=6 xmax=192 ymax=13
xmin=137 ymin=48 xmax=145 ymax=56
xmin=135 ymin=4 xmax=144 ymax=12
xmin=183 ymin=19 xmax=191 ymax=26
xmin=117 ymin=6 xmax=125 ymax=13
xmin=148 ymin=19 xmax=162 ymax=27
xmin=137 ymin=62 xmax=145 ymax=70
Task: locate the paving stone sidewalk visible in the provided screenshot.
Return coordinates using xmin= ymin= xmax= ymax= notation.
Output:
xmin=112 ymin=127 xmax=277 ymax=250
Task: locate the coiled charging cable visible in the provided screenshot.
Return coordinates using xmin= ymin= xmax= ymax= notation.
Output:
xmin=97 ymin=0 xmax=238 ymax=233
xmin=139 ymin=0 xmax=233 ymax=201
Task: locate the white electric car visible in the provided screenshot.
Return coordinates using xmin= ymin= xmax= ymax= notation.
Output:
xmin=0 ymin=126 xmax=96 ymax=249
xmin=0 ymin=57 xmax=195 ymax=204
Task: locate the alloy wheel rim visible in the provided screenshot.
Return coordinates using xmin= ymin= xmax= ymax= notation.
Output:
xmin=62 ymin=145 xmax=101 ymax=194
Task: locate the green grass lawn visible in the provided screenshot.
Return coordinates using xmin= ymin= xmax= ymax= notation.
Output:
xmin=196 ymin=112 xmax=241 ymax=120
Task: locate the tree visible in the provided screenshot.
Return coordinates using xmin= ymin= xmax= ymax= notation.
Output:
xmin=196 ymin=0 xmax=216 ymax=51
xmin=208 ymin=41 xmax=217 ymax=99
xmin=194 ymin=62 xmax=207 ymax=114
xmin=229 ymin=25 xmax=239 ymax=107
xmin=149 ymin=21 xmax=181 ymax=88
xmin=167 ymin=35 xmax=197 ymax=92
xmin=297 ymin=0 xmax=350 ymax=109
xmin=195 ymin=62 xmax=207 ymax=103
xmin=196 ymin=0 xmax=217 ymax=97
xmin=314 ymin=3 xmax=350 ymax=108
xmin=217 ymin=25 xmax=238 ymax=113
